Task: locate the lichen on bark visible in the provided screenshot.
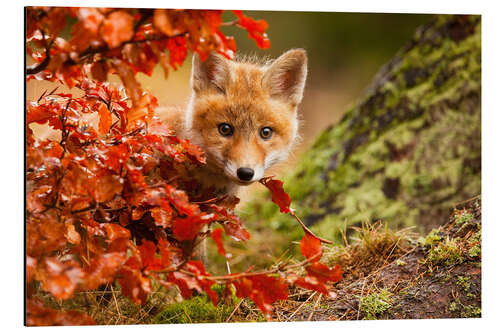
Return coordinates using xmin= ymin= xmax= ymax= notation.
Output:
xmin=242 ymin=15 xmax=481 ymax=243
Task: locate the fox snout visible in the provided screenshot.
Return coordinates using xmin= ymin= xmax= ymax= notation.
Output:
xmin=236 ymin=167 xmax=254 ymax=181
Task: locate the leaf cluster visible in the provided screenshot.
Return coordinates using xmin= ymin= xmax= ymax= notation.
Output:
xmin=25 ymin=7 xmax=341 ymax=325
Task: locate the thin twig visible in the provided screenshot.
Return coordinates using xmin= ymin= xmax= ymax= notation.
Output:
xmin=288 ymin=291 xmax=317 ymax=321
xmin=290 ymin=210 xmax=333 ymax=244
xmin=226 ymin=299 xmax=243 ymax=322
xmin=356 ymin=279 xmax=367 ymax=320
xmin=109 ymin=283 xmax=122 ymax=318
xmin=307 ymin=293 xmax=323 ymax=321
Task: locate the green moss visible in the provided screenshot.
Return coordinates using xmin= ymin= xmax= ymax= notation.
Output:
xmin=455 ymin=211 xmax=474 ymax=226
xmin=461 ymin=305 xmax=481 ymax=318
xmin=360 ymin=289 xmax=393 ymax=320
xmin=467 ymin=229 xmax=481 ymax=257
xmin=449 ymin=299 xmax=481 ymax=318
xmin=449 ymin=301 xmax=459 ymax=312
xmin=396 ymin=259 xmax=407 ymax=266
xmin=419 ymin=229 xmax=443 ymax=247
xmin=427 ymin=237 xmax=465 ymax=266
xmin=152 ymin=287 xmax=237 ymax=324
xmin=456 ymin=276 xmax=471 ymax=292
xmin=468 ymin=245 xmax=481 ymax=257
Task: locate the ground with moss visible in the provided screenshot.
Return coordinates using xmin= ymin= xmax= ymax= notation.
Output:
xmin=241 ymin=14 xmax=481 ymax=246
xmin=264 ymin=197 xmax=481 ymax=321
xmin=34 ymin=197 xmax=481 ymax=323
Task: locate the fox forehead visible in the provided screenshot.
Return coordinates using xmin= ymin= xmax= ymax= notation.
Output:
xmin=189 ymin=62 xmax=298 ymax=138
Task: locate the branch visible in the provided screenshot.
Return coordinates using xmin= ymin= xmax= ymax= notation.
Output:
xmin=290 ymin=210 xmax=333 ymax=244
xmin=175 ymin=252 xmax=322 ymax=282
xmin=26 ymin=31 xmax=52 ymax=75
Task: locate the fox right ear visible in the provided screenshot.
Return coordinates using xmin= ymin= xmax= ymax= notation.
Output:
xmin=191 ymin=52 xmax=230 ymax=94
xmin=262 ymin=49 xmax=308 ymax=106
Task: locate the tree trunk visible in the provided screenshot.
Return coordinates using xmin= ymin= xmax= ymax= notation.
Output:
xmin=244 ymin=15 xmax=481 ymax=242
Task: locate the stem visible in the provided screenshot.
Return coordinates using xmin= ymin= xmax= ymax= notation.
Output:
xmin=290 ymin=210 xmax=333 ymax=244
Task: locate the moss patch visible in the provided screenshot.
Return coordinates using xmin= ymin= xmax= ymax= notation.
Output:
xmin=360 ymin=289 xmax=393 ymax=320
xmin=153 ymin=294 xmax=235 ymax=324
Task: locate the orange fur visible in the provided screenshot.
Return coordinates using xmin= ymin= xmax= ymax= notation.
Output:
xmin=156 ymin=49 xmax=308 ymax=196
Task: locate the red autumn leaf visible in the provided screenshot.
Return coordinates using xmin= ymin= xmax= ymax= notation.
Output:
xmin=223 ymin=220 xmax=251 ymax=242
xmin=293 ymin=276 xmax=329 ymax=295
xmin=168 ymin=271 xmax=198 ymax=299
xmin=26 ymin=299 xmax=95 ymax=326
xmin=65 ymin=223 xmax=81 ymax=245
xmin=233 ymin=274 xmax=288 ymax=319
xmin=94 ymin=172 xmax=123 ymax=203
xmin=40 ymin=257 xmax=84 ymax=300
xmin=232 ymin=10 xmax=270 ymax=49
xmin=103 ymin=223 xmax=131 ymax=241
xmin=306 ymin=262 xmax=343 ymax=284
xmin=111 ymin=59 xmax=143 ymax=110
xmin=82 ymin=252 xmax=127 ymax=290
xmin=98 ymin=103 xmax=112 ymax=134
xmin=100 ymin=10 xmax=135 ymax=48
xmin=211 ymin=228 xmax=226 ymax=256
xmin=118 ymin=264 xmax=152 ymax=305
xmin=137 ymin=240 xmax=172 ymax=272
xmin=179 ymin=138 xmax=206 ymax=164
xmin=157 ymin=239 xmax=172 ymax=268
xmin=300 ymin=232 xmax=322 ymax=262
xmin=166 ymin=36 xmax=188 ymax=70
xmin=260 ymin=177 xmax=292 ymax=213
xmin=185 ymin=261 xmax=219 ymax=306
xmin=210 ymin=203 xmax=250 ymax=241
xmin=172 ymin=213 xmax=215 ymax=241
xmin=153 ymin=9 xmax=174 ymax=36
xmin=150 ymin=206 xmax=173 ymax=228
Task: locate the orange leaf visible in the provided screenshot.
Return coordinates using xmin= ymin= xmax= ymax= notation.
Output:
xmin=103 ymin=223 xmax=131 ymax=241
xmin=306 ymin=262 xmax=343 ymax=284
xmin=98 ymin=103 xmax=112 ymax=134
xmin=260 ymin=177 xmax=291 ymax=213
xmin=300 ymin=232 xmax=322 ymax=262
xmin=27 ymin=299 xmax=95 ymax=326
xmin=233 ymin=274 xmax=288 ymax=320
xmin=100 ymin=10 xmax=134 ymax=48
xmin=153 ymin=9 xmax=174 ymax=36
xmin=211 ymin=228 xmax=226 ymax=256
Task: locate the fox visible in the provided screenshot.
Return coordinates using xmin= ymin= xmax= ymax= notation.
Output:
xmin=156 ymin=48 xmax=308 ymax=198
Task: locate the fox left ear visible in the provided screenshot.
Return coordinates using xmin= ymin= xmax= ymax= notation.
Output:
xmin=262 ymin=49 xmax=308 ymax=106
xmin=191 ymin=52 xmax=230 ymax=94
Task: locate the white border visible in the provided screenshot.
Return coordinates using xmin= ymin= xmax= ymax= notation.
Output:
xmin=3 ymin=1 xmax=499 ymax=332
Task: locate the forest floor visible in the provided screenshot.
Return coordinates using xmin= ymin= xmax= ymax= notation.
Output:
xmin=36 ymin=197 xmax=481 ymax=324
xmin=263 ymin=196 xmax=482 ymax=321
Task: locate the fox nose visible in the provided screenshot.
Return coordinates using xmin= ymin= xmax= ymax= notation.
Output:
xmin=237 ymin=167 xmax=254 ymax=181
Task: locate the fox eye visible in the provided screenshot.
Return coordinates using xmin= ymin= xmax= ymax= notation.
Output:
xmin=260 ymin=127 xmax=273 ymax=140
xmin=218 ymin=123 xmax=234 ymax=137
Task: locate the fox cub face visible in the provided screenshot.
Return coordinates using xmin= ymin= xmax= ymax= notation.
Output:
xmin=185 ymin=49 xmax=307 ymax=185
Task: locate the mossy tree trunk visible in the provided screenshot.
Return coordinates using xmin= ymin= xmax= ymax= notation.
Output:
xmin=244 ymin=15 xmax=481 ymax=242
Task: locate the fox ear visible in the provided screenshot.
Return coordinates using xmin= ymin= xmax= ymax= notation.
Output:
xmin=191 ymin=52 xmax=230 ymax=94
xmin=262 ymin=49 xmax=308 ymax=106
